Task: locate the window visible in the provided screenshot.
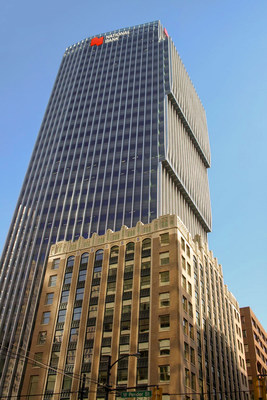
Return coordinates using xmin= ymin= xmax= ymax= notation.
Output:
xmin=37 ymin=331 xmax=47 ymax=344
xmin=48 ymin=275 xmax=57 ymax=287
xmin=187 ymin=263 xmax=191 ymax=276
xmin=181 ymin=237 xmax=185 ymax=251
xmin=33 ymin=352 xmax=43 ymax=367
xmin=64 ymin=272 xmax=72 ymax=285
xmin=73 ymin=307 xmax=82 ymax=321
xmin=41 ymin=312 xmax=50 ymax=324
xmin=52 ymin=258 xmax=60 ymax=269
xmin=159 ymin=315 xmax=170 ymax=330
xmin=183 ymin=319 xmax=188 ymax=335
xmin=185 ymin=368 xmax=190 ymax=387
xmin=188 ymin=302 xmax=193 ymax=317
xmin=159 ymin=365 xmax=170 ymax=381
xmin=191 ymin=372 xmax=196 ymax=390
xmin=54 ymin=330 xmax=63 ymax=343
xmin=188 ymin=282 xmax=192 ymax=296
xmin=182 ymin=256 xmax=186 ymax=270
xmin=107 ymin=282 xmax=116 ymax=295
xmin=182 ymin=296 xmax=188 ymax=312
xmin=61 ymin=290 xmax=69 ymax=303
xmin=62 ymin=376 xmax=72 ymax=391
xmin=78 ymin=269 xmax=87 ymax=282
xmin=75 ymin=287 xmax=84 ymax=301
xmin=159 ymin=292 xmax=170 ymax=307
xmin=140 ymin=276 xmax=150 ymax=289
xmin=46 ymin=375 xmax=56 ymax=392
xmin=160 ymin=271 xmax=169 ymax=285
xmin=69 ymin=327 xmax=79 ymax=342
xmin=50 ymin=352 xmax=60 ymax=368
xmin=28 ymin=376 xmax=39 ymax=396
xmin=186 ymin=245 xmax=190 ymax=257
xmin=160 ymin=233 xmax=169 ymax=246
xmin=124 ymin=279 xmax=133 ymax=292
xmin=159 ymin=339 xmax=170 ymax=355
xmin=190 ymin=347 xmax=195 ymax=364
xmin=57 ymin=310 xmax=66 ymax=323
xmin=45 ymin=293 xmax=54 ymax=305
xmin=66 ymin=350 xmax=76 ymax=365
xmin=184 ymin=342 xmax=189 ymax=360
xmin=139 ymin=319 xmax=149 ymax=333
xmin=189 ymin=324 xmax=194 ymax=340
xmin=182 ymin=275 xmax=186 ymax=290
xmin=160 ymin=252 xmax=169 ymax=266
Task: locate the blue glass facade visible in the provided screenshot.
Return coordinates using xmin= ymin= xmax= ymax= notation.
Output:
xmin=0 ymin=21 xmax=211 ymax=395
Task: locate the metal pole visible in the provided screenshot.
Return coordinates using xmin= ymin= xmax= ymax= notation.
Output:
xmin=105 ymin=355 xmax=111 ymax=400
xmin=79 ymin=373 xmax=86 ymax=400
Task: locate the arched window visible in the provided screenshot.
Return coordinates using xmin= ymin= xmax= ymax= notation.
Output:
xmin=125 ymin=242 xmax=135 ymax=256
xmin=110 ymin=246 xmax=119 ymax=263
xmin=66 ymin=256 xmax=75 ymax=268
xmin=142 ymin=238 xmax=151 ymax=251
xmin=94 ymin=250 xmax=104 ymax=275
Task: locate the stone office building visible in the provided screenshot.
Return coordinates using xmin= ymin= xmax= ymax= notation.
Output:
xmin=21 ymin=215 xmax=248 ymax=400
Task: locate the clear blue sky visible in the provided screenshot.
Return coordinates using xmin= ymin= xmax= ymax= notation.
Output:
xmin=0 ymin=1 xmax=266 ymax=330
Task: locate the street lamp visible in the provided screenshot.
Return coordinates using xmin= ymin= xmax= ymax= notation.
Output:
xmin=104 ymin=353 xmax=140 ymax=400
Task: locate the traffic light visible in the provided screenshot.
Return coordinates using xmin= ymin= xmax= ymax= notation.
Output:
xmin=152 ymin=387 xmax=162 ymax=400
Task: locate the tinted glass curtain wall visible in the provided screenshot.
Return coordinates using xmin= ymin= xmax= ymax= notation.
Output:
xmin=0 ymin=21 xmax=211 ymax=395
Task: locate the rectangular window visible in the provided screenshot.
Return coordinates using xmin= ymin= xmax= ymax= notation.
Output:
xmin=182 ymin=296 xmax=188 ymax=312
xmin=64 ymin=272 xmax=72 ymax=285
xmin=160 ymin=252 xmax=169 ymax=266
xmin=159 ymin=315 xmax=170 ymax=330
xmin=33 ymin=352 xmax=43 ymax=367
xmin=188 ymin=282 xmax=192 ymax=296
xmin=73 ymin=307 xmax=82 ymax=321
xmin=66 ymin=350 xmax=76 ymax=365
xmin=37 ymin=331 xmax=47 ymax=344
xmin=48 ymin=275 xmax=57 ymax=287
xmin=159 ymin=292 xmax=170 ymax=307
xmin=189 ymin=324 xmax=194 ymax=340
xmin=159 ymin=339 xmax=170 ymax=355
xmin=188 ymin=302 xmax=193 ymax=318
xmin=139 ymin=318 xmax=149 ymax=333
xmin=190 ymin=347 xmax=195 ymax=364
xmin=185 ymin=368 xmax=190 ymax=387
xmin=186 ymin=245 xmax=190 ymax=257
xmin=184 ymin=342 xmax=189 ymax=360
xmin=69 ymin=327 xmax=79 ymax=342
xmin=41 ymin=312 xmax=50 ymax=324
xmin=78 ymin=269 xmax=87 ymax=282
xmin=160 ymin=233 xmax=169 ymax=246
xmin=75 ymin=287 xmax=84 ymax=301
xmin=52 ymin=258 xmax=60 ymax=269
xmin=183 ymin=318 xmax=188 ymax=335
xmin=57 ymin=310 xmax=66 ymax=323
xmin=187 ymin=263 xmax=191 ymax=276
xmin=159 ymin=271 xmax=169 ymax=285
xmin=45 ymin=293 xmax=54 ymax=305
xmin=28 ymin=376 xmax=39 ymax=396
xmin=182 ymin=256 xmax=186 ymax=270
xmin=159 ymin=365 xmax=170 ymax=381
xmin=50 ymin=352 xmax=60 ymax=368
xmin=181 ymin=238 xmax=185 ymax=251
xmin=61 ymin=290 xmax=69 ymax=303
xmin=46 ymin=375 xmax=56 ymax=392
xmin=54 ymin=330 xmax=63 ymax=343
xmin=182 ymin=276 xmax=187 ymax=290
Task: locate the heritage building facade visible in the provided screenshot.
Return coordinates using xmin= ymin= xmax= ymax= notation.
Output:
xmin=21 ymin=216 xmax=248 ymax=400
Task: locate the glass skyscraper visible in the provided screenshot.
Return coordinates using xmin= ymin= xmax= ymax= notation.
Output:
xmin=0 ymin=21 xmax=212 ymax=395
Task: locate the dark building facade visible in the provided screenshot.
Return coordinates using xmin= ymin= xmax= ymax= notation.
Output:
xmin=0 ymin=21 xmax=211 ymax=396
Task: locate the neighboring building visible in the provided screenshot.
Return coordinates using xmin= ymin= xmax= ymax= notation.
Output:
xmin=0 ymin=21 xmax=212 ymax=396
xmin=20 ymin=215 xmax=248 ymax=400
xmin=240 ymin=307 xmax=267 ymax=398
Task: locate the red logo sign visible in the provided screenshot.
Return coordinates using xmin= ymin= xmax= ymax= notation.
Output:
xmin=164 ymin=28 xmax=169 ymax=37
xmin=90 ymin=36 xmax=104 ymax=46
